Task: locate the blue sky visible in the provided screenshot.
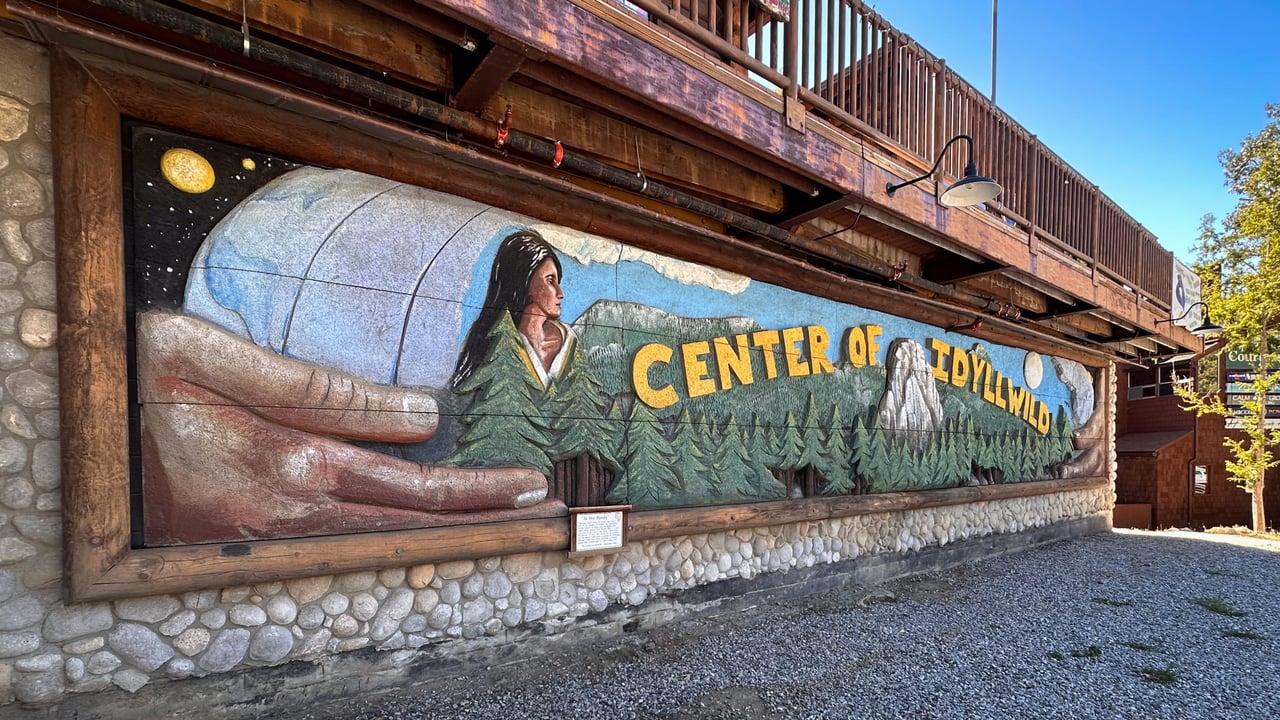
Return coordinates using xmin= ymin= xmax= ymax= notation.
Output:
xmin=872 ymin=0 xmax=1280 ymax=263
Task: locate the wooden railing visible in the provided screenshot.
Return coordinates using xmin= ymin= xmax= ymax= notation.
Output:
xmin=632 ymin=0 xmax=1173 ymax=307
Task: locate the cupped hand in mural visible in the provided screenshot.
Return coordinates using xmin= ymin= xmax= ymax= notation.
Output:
xmin=137 ymin=312 xmax=552 ymax=545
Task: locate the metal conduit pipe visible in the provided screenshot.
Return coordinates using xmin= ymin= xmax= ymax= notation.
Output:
xmin=13 ymin=1 xmax=1132 ymax=367
xmin=62 ymin=0 xmax=1011 ymax=312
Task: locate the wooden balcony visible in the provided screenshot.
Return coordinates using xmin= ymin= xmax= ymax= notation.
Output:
xmin=6 ymin=0 xmax=1200 ymax=362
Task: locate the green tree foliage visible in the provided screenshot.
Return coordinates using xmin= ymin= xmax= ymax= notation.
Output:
xmin=775 ymin=411 xmax=806 ymax=470
xmin=819 ymin=406 xmax=855 ymax=496
xmin=449 ymin=311 xmax=552 ymax=474
xmin=714 ymin=414 xmax=783 ymax=499
xmin=797 ymin=394 xmax=825 ymax=470
xmin=848 ymin=414 xmax=872 ymax=493
xmin=602 ymin=398 xmax=627 ymax=471
xmin=670 ymin=408 xmax=712 ymax=499
xmin=547 ymin=343 xmax=614 ymax=464
xmin=747 ymin=413 xmax=781 ymax=467
xmin=608 ymin=400 xmax=678 ymax=508
xmin=1176 ymin=104 xmax=1280 ymax=531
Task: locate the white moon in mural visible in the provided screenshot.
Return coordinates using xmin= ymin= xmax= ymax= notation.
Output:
xmin=1024 ymin=351 xmax=1044 ymax=389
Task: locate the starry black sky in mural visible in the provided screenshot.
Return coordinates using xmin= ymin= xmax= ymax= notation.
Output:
xmin=126 ymin=124 xmax=299 ymax=310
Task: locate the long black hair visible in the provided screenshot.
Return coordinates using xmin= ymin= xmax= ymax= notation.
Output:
xmin=452 ymin=229 xmax=562 ymax=388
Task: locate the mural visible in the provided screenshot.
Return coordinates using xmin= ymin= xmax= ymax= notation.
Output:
xmin=128 ymin=127 xmax=1105 ymax=547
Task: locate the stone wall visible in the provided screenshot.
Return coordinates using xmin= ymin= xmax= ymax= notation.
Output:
xmin=0 ymin=30 xmax=1116 ymax=711
xmin=0 ymin=31 xmax=63 ymax=706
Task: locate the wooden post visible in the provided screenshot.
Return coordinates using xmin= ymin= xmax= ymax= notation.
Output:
xmin=784 ymin=0 xmax=798 ymax=98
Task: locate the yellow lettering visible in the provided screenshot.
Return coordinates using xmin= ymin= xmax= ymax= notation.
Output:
xmin=1007 ymin=381 xmax=1026 ymax=417
xmin=681 ymin=341 xmax=716 ymax=398
xmin=751 ymin=330 xmax=782 ymax=379
xmin=806 ymin=326 xmax=835 ymax=375
xmin=970 ymin=354 xmax=989 ymax=394
xmin=866 ymin=325 xmax=883 ymax=366
xmin=993 ymin=371 xmax=1007 ymax=409
xmin=1037 ymin=402 xmax=1051 ymax=434
xmin=928 ymin=338 xmax=951 ymax=382
xmin=714 ymin=335 xmax=754 ymax=390
xmin=782 ymin=326 xmax=809 ymax=377
xmin=845 ymin=327 xmax=868 ymax=368
xmin=950 ymin=345 xmax=970 ymax=389
xmin=982 ymin=365 xmax=997 ymax=404
xmin=632 ymin=343 xmax=678 ymax=409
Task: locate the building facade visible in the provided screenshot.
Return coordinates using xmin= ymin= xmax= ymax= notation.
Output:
xmin=0 ymin=0 xmax=1201 ymax=712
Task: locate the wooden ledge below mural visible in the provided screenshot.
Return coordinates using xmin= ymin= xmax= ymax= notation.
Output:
xmin=82 ymin=476 xmax=1108 ymax=601
xmin=52 ymin=46 xmax=1112 ymax=602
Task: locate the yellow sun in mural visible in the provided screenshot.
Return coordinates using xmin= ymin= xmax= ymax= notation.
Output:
xmin=242 ymin=157 xmax=256 ymax=171
xmin=161 ymin=148 xmax=216 ymax=194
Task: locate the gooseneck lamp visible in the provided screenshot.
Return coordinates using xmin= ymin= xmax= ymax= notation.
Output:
xmin=1156 ymin=300 xmax=1224 ymax=337
xmin=885 ymin=134 xmax=1003 ymax=208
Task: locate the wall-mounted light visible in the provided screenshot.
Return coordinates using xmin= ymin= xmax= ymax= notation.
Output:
xmin=885 ymin=134 xmax=1003 ymax=208
xmin=1156 ymin=300 xmax=1223 ymax=337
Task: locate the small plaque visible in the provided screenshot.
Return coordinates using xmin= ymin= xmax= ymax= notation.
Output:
xmin=569 ymin=505 xmax=631 ymax=557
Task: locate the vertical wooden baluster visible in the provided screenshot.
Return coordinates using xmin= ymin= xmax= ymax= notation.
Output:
xmin=838 ymin=0 xmax=847 ymax=113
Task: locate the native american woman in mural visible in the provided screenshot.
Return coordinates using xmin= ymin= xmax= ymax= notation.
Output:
xmin=453 ymin=230 xmax=575 ymax=390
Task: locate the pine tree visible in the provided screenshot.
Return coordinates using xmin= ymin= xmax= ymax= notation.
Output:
xmin=712 ymin=414 xmax=773 ymax=499
xmin=921 ymin=440 xmax=941 ymax=490
xmin=606 ymin=400 xmax=678 ymax=508
xmin=797 ymin=394 xmax=825 ymax=470
xmin=864 ymin=422 xmax=891 ymax=491
xmin=819 ymin=406 xmax=855 ymax=496
xmin=1054 ymin=408 xmax=1076 ymax=468
xmin=959 ymin=415 xmax=978 ymax=483
xmin=848 ymin=414 xmax=872 ymax=493
xmin=601 ymin=398 xmax=627 ymax=472
xmin=449 ymin=311 xmax=552 ymax=473
xmin=547 ymin=342 xmax=613 ymax=464
xmin=775 ymin=411 xmax=806 ymax=470
xmin=670 ymin=407 xmax=711 ymax=501
xmin=748 ymin=413 xmax=782 ymax=468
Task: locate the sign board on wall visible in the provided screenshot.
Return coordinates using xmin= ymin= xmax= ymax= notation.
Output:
xmin=1223 ymin=350 xmax=1280 ymax=429
xmin=1171 ymin=261 xmax=1203 ymax=331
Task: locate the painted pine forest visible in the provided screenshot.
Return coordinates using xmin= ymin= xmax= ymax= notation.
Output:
xmin=444 ymin=304 xmax=1081 ymax=510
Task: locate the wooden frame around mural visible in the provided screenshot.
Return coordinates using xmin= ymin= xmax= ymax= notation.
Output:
xmin=53 ymin=48 xmax=1112 ymax=602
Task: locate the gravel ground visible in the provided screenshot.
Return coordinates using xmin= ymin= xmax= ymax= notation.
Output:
xmin=287 ymin=530 xmax=1280 ymax=720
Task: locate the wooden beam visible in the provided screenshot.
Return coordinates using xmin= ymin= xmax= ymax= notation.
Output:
xmin=850 ymin=203 xmax=987 ymax=264
xmin=921 ymin=259 xmax=1007 ymax=286
xmin=630 ymin=476 xmax=1109 ymax=541
xmin=518 ymin=62 xmax=824 ymax=197
xmin=803 ymin=217 xmax=918 ymax=276
xmin=775 ymin=192 xmax=852 ymax=229
xmin=484 ymin=81 xmax=785 ymax=212
xmin=454 ymin=41 xmax=526 ymax=112
xmin=1001 ymin=268 xmax=1079 ymax=306
xmin=962 ymin=273 xmax=1051 ymax=315
xmin=177 ymin=0 xmax=451 ymax=89
xmin=1060 ymin=311 xmax=1116 ymax=337
xmin=51 ymin=49 xmax=134 ymax=601
xmin=357 ymin=0 xmax=478 ymax=51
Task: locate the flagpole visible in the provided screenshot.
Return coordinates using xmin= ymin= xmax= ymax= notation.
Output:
xmin=991 ymin=0 xmax=998 ymax=103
